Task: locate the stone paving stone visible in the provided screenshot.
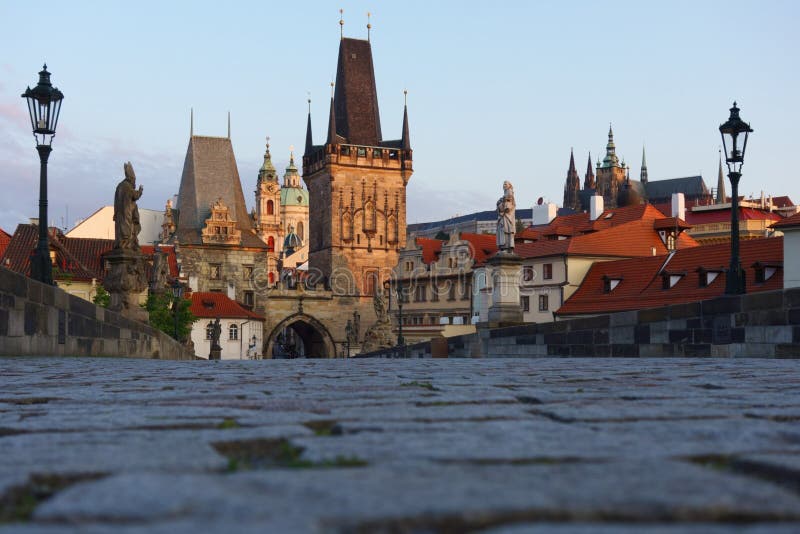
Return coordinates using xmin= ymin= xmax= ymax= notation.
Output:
xmin=0 ymin=357 xmax=799 ymax=532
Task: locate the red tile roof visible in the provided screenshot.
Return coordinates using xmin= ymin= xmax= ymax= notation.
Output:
xmin=556 ymin=237 xmax=783 ymax=316
xmin=771 ymin=196 xmax=794 ymax=208
xmin=459 ymin=232 xmax=497 ymax=265
xmin=686 ymin=207 xmax=782 ymax=225
xmin=771 ymin=211 xmax=800 ymax=229
xmin=0 ymin=228 xmax=11 ymax=259
xmin=415 ymin=237 xmax=445 ymax=265
xmin=189 ymin=292 xmax=264 ymax=320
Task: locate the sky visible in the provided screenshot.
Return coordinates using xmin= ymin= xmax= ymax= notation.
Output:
xmin=0 ymin=0 xmax=798 ymax=233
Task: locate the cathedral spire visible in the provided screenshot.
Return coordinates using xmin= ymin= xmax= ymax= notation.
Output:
xmin=304 ymin=97 xmax=313 ymax=156
xmin=602 ymin=124 xmax=619 ymax=168
xmin=401 ymin=90 xmax=411 ymax=151
xmin=563 ymin=148 xmax=581 ymax=211
xmin=326 ymin=83 xmax=337 ymax=145
xmin=640 ymin=145 xmax=648 ymax=183
xmin=716 ymin=150 xmax=727 ymax=204
xmin=584 ymin=152 xmax=595 ymax=189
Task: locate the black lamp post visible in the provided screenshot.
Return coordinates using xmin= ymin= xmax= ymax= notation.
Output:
xmin=21 ymin=65 xmax=64 ymax=286
xmin=171 ymin=280 xmax=184 ymax=340
xmin=396 ymin=279 xmax=405 ymax=347
xmin=719 ymin=102 xmax=753 ymax=295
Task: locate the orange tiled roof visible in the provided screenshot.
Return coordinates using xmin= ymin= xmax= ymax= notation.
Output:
xmin=459 ymin=232 xmax=497 ymax=265
xmin=556 ymin=237 xmax=783 ymax=316
xmin=0 ymin=228 xmax=11 ymax=259
xmin=686 ymin=207 xmax=782 ymax=225
xmin=772 ymin=211 xmax=800 ymax=229
xmin=415 ymin=237 xmax=445 ymax=265
xmin=189 ymin=292 xmax=263 ymax=320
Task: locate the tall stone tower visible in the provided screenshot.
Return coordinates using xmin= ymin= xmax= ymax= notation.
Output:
xmin=302 ymin=37 xmax=412 ymax=295
xmin=584 ymin=152 xmax=595 ymax=190
xmin=562 ymin=149 xmax=581 ymax=211
xmin=254 ymin=139 xmax=282 ymax=255
xmin=595 ymin=125 xmax=627 ymax=207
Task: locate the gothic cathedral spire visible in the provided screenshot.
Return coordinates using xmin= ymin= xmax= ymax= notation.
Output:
xmin=563 ymin=149 xmax=581 ymax=211
xmin=584 ymin=152 xmax=595 ymax=190
xmin=640 ymin=146 xmax=648 ymax=184
xmin=716 ymin=150 xmax=727 ymax=204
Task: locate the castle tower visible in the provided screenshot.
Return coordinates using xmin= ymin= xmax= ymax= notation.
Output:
xmin=584 ymin=152 xmax=595 ymax=190
xmin=595 ymin=125 xmax=627 ymax=207
xmin=640 ymin=146 xmax=648 ymax=184
xmin=562 ymin=149 xmax=581 ymax=211
xmin=254 ymin=139 xmax=282 ymax=256
xmin=302 ymin=37 xmax=412 ymax=295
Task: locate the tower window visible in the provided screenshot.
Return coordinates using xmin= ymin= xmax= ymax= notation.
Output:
xmin=267 ymin=236 xmax=275 ymax=252
xmin=267 ymin=200 xmax=274 ymax=215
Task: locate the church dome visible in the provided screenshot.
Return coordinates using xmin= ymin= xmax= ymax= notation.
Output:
xmin=283 ymin=227 xmax=303 ymax=252
xmin=280 ymin=187 xmax=309 ymax=207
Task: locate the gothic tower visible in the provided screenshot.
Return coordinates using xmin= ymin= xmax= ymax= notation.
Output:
xmin=254 ymin=139 xmax=282 ymax=256
xmin=562 ymin=149 xmax=581 ymax=211
xmin=640 ymin=146 xmax=648 ymax=184
xmin=595 ymin=125 xmax=627 ymax=208
xmin=715 ymin=150 xmax=726 ymax=204
xmin=584 ymin=152 xmax=595 ymax=190
xmin=303 ymin=37 xmax=412 ymax=295
xmin=280 ymin=151 xmax=308 ymax=247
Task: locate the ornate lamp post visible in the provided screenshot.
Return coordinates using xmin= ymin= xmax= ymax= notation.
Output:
xmin=171 ymin=280 xmax=184 ymax=340
xmin=719 ymin=102 xmax=753 ymax=295
xmin=21 ymin=65 xmax=64 ymax=285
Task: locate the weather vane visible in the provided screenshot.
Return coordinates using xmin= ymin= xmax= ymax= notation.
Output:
xmin=339 ymin=8 xmax=344 ymax=39
xmin=367 ymin=12 xmax=372 ymax=41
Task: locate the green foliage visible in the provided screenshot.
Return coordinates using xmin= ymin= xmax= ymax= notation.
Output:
xmin=92 ymin=285 xmax=110 ymax=308
xmin=143 ymin=292 xmax=196 ymax=342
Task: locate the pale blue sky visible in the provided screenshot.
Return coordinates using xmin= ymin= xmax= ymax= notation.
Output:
xmin=0 ymin=0 xmax=797 ymax=232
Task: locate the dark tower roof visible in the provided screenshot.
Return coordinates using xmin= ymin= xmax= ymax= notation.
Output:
xmin=584 ymin=152 xmax=595 ymax=190
xmin=175 ymin=136 xmax=265 ymax=247
xmin=716 ymin=151 xmax=726 ymax=204
xmin=401 ymin=95 xmax=411 ymax=151
xmin=333 ymin=37 xmax=382 ymax=145
xmin=326 ymin=93 xmax=338 ymax=144
xmin=640 ymin=146 xmax=649 ymax=184
xmin=304 ymin=100 xmax=313 ymax=156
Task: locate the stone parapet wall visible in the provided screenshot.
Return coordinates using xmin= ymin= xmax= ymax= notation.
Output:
xmin=359 ymin=288 xmax=800 ymax=358
xmin=0 ymin=267 xmax=194 ymax=359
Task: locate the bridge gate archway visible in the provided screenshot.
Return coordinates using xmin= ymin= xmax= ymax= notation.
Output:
xmin=266 ymin=313 xmax=337 ymax=358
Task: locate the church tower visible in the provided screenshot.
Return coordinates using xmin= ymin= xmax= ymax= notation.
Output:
xmin=584 ymin=152 xmax=595 ymax=190
xmin=562 ymin=149 xmax=581 ymax=211
xmin=280 ymin=150 xmax=309 ymax=248
xmin=595 ymin=125 xmax=627 ymax=207
xmin=303 ymin=36 xmax=412 ymax=295
xmin=640 ymin=146 xmax=649 ymax=184
xmin=254 ymin=138 xmax=282 ymax=257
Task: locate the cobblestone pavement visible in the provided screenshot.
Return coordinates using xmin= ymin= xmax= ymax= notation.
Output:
xmin=0 ymin=358 xmax=799 ymax=533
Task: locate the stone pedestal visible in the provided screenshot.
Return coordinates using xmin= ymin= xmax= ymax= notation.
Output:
xmin=361 ymin=320 xmax=395 ymax=353
xmin=209 ymin=347 xmax=222 ymax=360
xmin=104 ymin=249 xmax=149 ymax=324
xmin=487 ymin=252 xmax=523 ymax=326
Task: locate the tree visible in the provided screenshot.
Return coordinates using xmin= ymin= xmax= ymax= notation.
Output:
xmin=93 ymin=285 xmax=110 ymax=308
xmin=144 ymin=293 xmax=196 ymax=342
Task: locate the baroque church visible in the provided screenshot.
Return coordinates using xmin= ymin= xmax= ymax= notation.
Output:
xmin=564 ymin=126 xmax=713 ymax=212
xmin=161 ymin=30 xmax=411 ymax=358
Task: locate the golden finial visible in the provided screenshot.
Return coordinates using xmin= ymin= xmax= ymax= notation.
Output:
xmin=404 ymin=89 xmax=408 ymax=106
xmin=330 ymin=81 xmax=335 ymax=99
xmin=266 ymin=135 xmax=270 ymax=150
xmin=367 ymin=12 xmax=371 ymax=41
xmin=339 ymin=8 xmax=344 ymax=39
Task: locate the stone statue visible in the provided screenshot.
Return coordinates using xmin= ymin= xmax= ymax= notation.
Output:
xmin=373 ymin=289 xmax=388 ymax=323
xmin=361 ymin=288 xmax=394 ymax=353
xmin=149 ymin=248 xmax=170 ymax=294
xmin=496 ymin=180 xmax=516 ymax=252
xmin=113 ymin=162 xmax=144 ymax=251
xmin=211 ymin=318 xmax=222 ymax=350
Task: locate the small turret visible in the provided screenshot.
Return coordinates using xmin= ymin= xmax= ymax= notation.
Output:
xmin=716 ymin=150 xmax=727 ymax=204
xmin=640 ymin=146 xmax=648 ymax=184
xmin=304 ymin=98 xmax=313 ymax=156
xmin=401 ymin=90 xmax=411 ymax=151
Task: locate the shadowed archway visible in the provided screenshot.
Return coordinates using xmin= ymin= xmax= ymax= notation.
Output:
xmin=266 ymin=313 xmax=336 ymax=358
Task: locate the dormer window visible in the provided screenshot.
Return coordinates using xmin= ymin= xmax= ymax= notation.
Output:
xmin=752 ymin=262 xmax=781 ymax=284
xmin=697 ymin=268 xmax=722 ymax=288
xmin=602 ymin=275 xmax=622 ymax=293
xmin=661 ymin=272 xmax=685 ymax=290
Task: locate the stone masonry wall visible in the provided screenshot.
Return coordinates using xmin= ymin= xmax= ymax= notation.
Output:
xmin=361 ymin=287 xmax=800 ymax=358
xmin=0 ymin=267 xmax=194 ymax=359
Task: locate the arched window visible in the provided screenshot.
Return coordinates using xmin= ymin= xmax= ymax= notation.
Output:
xmin=229 ymin=324 xmax=238 ymax=340
xmin=364 ymin=202 xmax=375 ymax=231
xmin=267 ymin=236 xmax=275 ymax=252
xmin=267 ymin=200 xmax=274 ymax=215
xmin=364 ymin=271 xmax=378 ymax=296
xmin=297 ymin=221 xmax=304 ymax=240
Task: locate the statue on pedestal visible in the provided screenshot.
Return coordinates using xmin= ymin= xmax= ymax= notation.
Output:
xmin=103 ymin=162 xmax=149 ymax=323
xmin=209 ymin=318 xmax=222 ymax=360
xmin=361 ymin=288 xmax=394 ymax=354
xmin=496 ymin=180 xmax=516 ymax=252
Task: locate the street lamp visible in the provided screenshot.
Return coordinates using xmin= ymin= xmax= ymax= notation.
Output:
xmin=22 ymin=64 xmax=64 ymax=285
xmin=396 ymin=279 xmax=405 ymax=347
xmin=171 ymin=279 xmax=184 ymax=340
xmin=719 ymin=102 xmax=753 ymax=295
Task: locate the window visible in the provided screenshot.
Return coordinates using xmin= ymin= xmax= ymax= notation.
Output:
xmin=357 ymin=147 xmax=366 ymax=157
xmin=538 ymin=294 xmax=549 ymax=312
xmin=447 ymin=282 xmax=457 ymax=301
xmin=523 ymin=265 xmax=534 ymax=282
xmin=209 ymin=264 xmax=221 ymax=280
xmin=603 ymin=276 xmax=622 ymax=293
xmin=431 ymin=282 xmax=440 ymax=302
xmin=229 ymin=324 xmax=238 ymax=341
xmin=414 ymin=284 xmax=427 ymax=302
xmin=521 ymin=296 xmax=530 ymax=312
xmin=698 ymin=269 xmax=720 ymax=288
xmin=267 ymin=236 xmax=275 ymax=252
xmin=243 ymin=265 xmax=253 ymax=280
xmin=543 ymin=263 xmax=553 ymax=280
xmin=460 ymin=281 xmax=470 ymax=300
xmin=243 ymin=291 xmax=254 ymax=308
xmin=662 ymin=273 xmax=683 ymax=289
xmin=205 ymin=322 xmax=215 ymax=340
xmin=267 ymin=200 xmax=274 ymax=215
xmin=297 ymin=221 xmax=304 ymax=240
xmin=364 ymin=271 xmax=378 ymax=296
xmin=405 ymin=261 xmax=414 ymax=272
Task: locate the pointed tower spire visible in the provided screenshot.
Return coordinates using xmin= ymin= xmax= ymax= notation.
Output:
xmin=304 ymin=96 xmax=313 ymax=156
xmin=640 ymin=145 xmax=648 ymax=183
xmin=716 ymin=149 xmax=727 ymax=204
xmin=602 ymin=123 xmax=619 ymax=168
xmin=258 ymin=136 xmax=277 ymax=183
xmin=227 ymin=111 xmax=231 ymax=139
xmin=568 ymin=148 xmax=577 ymax=173
xmin=584 ymin=152 xmax=595 ymax=189
xmin=401 ymin=90 xmax=411 ymax=151
xmin=563 ymin=148 xmax=581 ymax=211
xmin=326 ymin=82 xmax=337 ymax=144
xmin=190 ymin=108 xmax=194 ymax=137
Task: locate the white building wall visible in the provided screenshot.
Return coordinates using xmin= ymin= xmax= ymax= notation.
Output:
xmin=784 ymin=230 xmax=800 ymax=289
xmin=191 ymin=318 xmax=264 ymax=360
xmin=67 ymin=206 xmax=164 ymax=244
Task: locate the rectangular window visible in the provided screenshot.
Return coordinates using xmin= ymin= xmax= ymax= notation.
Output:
xmin=521 ymin=296 xmax=530 ymax=312
xmin=414 ymin=284 xmax=426 ymax=302
xmin=431 ymin=282 xmax=439 ymax=302
xmin=209 ymin=264 xmax=221 ymax=280
xmin=543 ymin=263 xmax=553 ymax=280
xmin=229 ymin=324 xmax=238 ymax=341
xmin=243 ymin=291 xmax=254 ymax=308
xmin=460 ymin=281 xmax=470 ymax=300
xmin=523 ymin=265 xmax=534 ymax=282
xmin=447 ymin=282 xmax=456 ymax=301
xmin=538 ymin=294 xmax=549 ymax=312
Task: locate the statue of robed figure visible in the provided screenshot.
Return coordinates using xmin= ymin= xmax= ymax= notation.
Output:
xmin=496 ymin=180 xmax=516 ymax=252
xmin=113 ymin=161 xmax=144 ymax=251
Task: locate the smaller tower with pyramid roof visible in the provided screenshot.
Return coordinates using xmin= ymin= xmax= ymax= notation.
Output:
xmin=715 ymin=150 xmax=727 ymax=204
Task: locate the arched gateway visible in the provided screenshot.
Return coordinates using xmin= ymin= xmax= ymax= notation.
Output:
xmin=266 ymin=313 xmax=336 ymax=358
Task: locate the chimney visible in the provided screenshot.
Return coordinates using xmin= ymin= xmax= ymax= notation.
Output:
xmin=227 ymin=281 xmax=236 ymax=300
xmin=671 ymin=193 xmax=686 ymax=220
xmin=532 ymin=202 xmax=558 ymax=225
xmin=589 ymin=195 xmax=604 ymax=221
xmin=188 ymin=275 xmax=198 ymax=292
